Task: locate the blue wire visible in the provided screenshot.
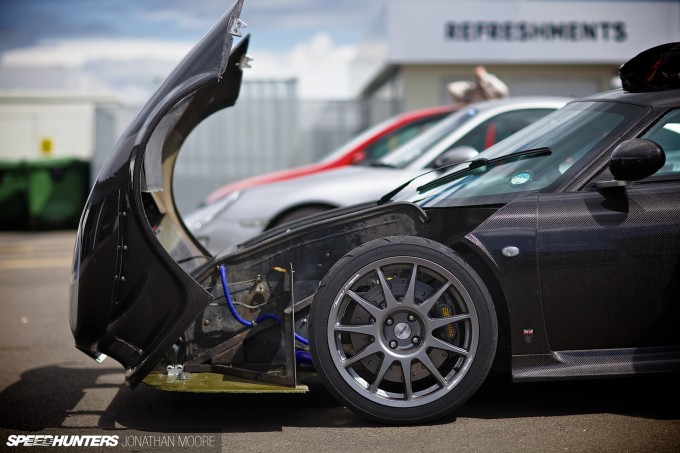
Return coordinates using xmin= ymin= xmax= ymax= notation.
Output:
xmin=295 ymin=332 xmax=309 ymax=346
xmin=219 ymin=265 xmax=253 ymax=327
xmin=218 ymin=265 xmax=309 ymax=346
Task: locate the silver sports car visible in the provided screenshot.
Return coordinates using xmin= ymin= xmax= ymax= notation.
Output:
xmin=187 ymin=97 xmax=569 ymax=254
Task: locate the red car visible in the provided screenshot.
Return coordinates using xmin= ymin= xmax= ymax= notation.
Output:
xmin=204 ymin=105 xmax=458 ymax=204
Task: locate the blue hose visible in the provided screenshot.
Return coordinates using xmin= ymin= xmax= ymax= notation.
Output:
xmin=219 ymin=265 xmax=254 ymax=327
xmin=294 ymin=332 xmax=309 ymax=346
xmin=295 ymin=349 xmax=313 ymax=365
xmin=218 ymin=265 xmax=309 ymax=346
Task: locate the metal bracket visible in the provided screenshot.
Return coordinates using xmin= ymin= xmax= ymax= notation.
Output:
xmin=166 ymin=364 xmax=189 ymax=380
xmin=238 ymin=54 xmax=253 ymax=69
xmin=230 ymin=19 xmax=247 ymax=37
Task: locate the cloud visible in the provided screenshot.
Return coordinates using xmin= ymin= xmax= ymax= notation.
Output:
xmin=0 ymin=39 xmax=193 ymax=68
xmin=246 ymin=33 xmax=358 ymax=98
xmin=0 ymin=32 xmax=358 ymax=101
xmin=243 ymin=0 xmax=372 ymax=23
xmin=137 ymin=9 xmax=214 ymax=32
xmin=0 ymin=39 xmax=192 ymax=102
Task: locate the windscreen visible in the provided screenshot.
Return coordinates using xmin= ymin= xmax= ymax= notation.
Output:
xmin=379 ymin=107 xmax=480 ymax=168
xmin=318 ymin=109 xmax=448 ymax=164
xmin=392 ymin=100 xmax=647 ymax=207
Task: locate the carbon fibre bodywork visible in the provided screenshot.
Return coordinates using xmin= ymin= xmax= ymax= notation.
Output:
xmin=462 ymin=188 xmax=680 ymax=380
xmin=69 ymin=7 xmax=680 ymax=418
xmin=70 ymin=1 xmax=247 ymax=387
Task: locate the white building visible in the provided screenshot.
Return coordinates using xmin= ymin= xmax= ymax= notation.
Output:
xmin=352 ymin=0 xmax=680 ymax=110
xmin=0 ymin=91 xmax=119 ymax=161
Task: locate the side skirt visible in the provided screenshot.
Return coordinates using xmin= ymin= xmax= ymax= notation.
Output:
xmin=512 ymin=346 xmax=680 ymax=382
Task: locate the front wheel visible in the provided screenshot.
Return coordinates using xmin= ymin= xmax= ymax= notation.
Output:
xmin=309 ymin=236 xmax=498 ymax=424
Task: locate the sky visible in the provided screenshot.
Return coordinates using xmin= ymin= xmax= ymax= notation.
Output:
xmin=0 ymin=0 xmax=383 ymax=101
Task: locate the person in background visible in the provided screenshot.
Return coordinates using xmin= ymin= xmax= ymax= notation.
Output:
xmin=448 ymin=65 xmax=510 ymax=102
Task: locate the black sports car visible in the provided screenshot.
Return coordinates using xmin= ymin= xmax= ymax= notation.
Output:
xmin=69 ymin=0 xmax=680 ymax=424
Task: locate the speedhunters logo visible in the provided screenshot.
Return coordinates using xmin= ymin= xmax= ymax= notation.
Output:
xmin=6 ymin=435 xmax=119 ymax=447
xmin=6 ymin=434 xmax=219 ymax=448
xmin=445 ymin=21 xmax=627 ymax=42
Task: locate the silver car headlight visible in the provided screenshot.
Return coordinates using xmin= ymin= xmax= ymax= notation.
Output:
xmin=185 ymin=190 xmax=242 ymax=230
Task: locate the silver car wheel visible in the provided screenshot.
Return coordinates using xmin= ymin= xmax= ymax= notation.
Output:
xmin=326 ymin=256 xmax=479 ymax=408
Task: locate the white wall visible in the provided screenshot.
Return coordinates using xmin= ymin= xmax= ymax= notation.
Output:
xmin=355 ymin=0 xmax=680 ymax=107
xmin=400 ymin=64 xmax=616 ymax=111
xmin=387 ymin=1 xmax=680 ymax=64
xmin=0 ymin=94 xmax=116 ymax=160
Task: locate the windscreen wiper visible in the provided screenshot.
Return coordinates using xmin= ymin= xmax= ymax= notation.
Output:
xmin=378 ymin=147 xmax=551 ymax=205
xmin=416 ymin=147 xmax=551 ymax=193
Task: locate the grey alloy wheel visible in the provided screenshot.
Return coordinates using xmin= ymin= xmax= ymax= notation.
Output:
xmin=310 ymin=236 xmax=497 ymax=424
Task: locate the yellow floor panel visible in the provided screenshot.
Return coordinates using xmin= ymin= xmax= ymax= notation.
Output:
xmin=142 ymin=371 xmax=309 ymax=393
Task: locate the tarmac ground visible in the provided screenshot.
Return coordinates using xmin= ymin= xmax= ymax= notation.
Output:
xmin=0 ymin=231 xmax=679 ymax=452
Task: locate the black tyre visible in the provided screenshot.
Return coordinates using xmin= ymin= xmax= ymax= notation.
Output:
xmin=309 ymin=236 xmax=497 ymax=424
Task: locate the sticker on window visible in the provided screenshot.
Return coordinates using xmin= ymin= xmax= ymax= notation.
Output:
xmin=510 ymin=171 xmax=532 ymax=186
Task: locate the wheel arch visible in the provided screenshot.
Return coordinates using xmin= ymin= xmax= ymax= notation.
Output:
xmin=266 ymin=202 xmax=339 ymax=230
xmin=449 ymin=240 xmax=512 ymax=378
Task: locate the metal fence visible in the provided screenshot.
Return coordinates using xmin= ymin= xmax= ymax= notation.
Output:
xmin=94 ymin=79 xmax=401 ymax=215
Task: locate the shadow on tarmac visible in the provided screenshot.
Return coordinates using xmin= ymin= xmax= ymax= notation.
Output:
xmin=0 ymin=365 xmax=678 ymax=432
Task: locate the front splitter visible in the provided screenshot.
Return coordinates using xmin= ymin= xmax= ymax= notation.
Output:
xmin=143 ymin=371 xmax=309 ymax=393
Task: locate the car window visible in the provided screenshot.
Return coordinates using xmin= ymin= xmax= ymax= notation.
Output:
xmin=364 ymin=115 xmax=447 ymax=161
xmin=642 ymin=108 xmax=680 ymax=177
xmin=393 ymin=101 xmax=647 ymax=207
xmin=442 ymin=108 xmax=553 ymax=155
xmin=317 ymin=114 xmax=415 ymax=164
xmin=381 ymin=107 xmax=482 ymax=168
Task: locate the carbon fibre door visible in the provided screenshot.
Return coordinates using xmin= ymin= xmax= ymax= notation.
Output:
xmin=536 ymin=181 xmax=680 ymax=351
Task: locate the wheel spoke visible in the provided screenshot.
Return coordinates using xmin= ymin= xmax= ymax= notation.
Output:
xmin=428 ymin=313 xmax=470 ymax=331
xmin=368 ymin=357 xmax=393 ymax=393
xmin=334 ymin=323 xmax=376 ymax=337
xmin=403 ymin=264 xmax=418 ymax=306
xmin=429 ymin=336 xmax=469 ymax=357
xmin=376 ymin=267 xmax=399 ymax=308
xmin=325 ymin=253 xmax=484 ymax=413
xmin=400 ymin=358 xmax=414 ymax=401
xmin=347 ymin=289 xmax=382 ymax=318
xmin=416 ymin=350 xmax=447 ymax=387
xmin=415 ymin=282 xmax=451 ymax=316
xmin=342 ymin=342 xmax=382 ymax=368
